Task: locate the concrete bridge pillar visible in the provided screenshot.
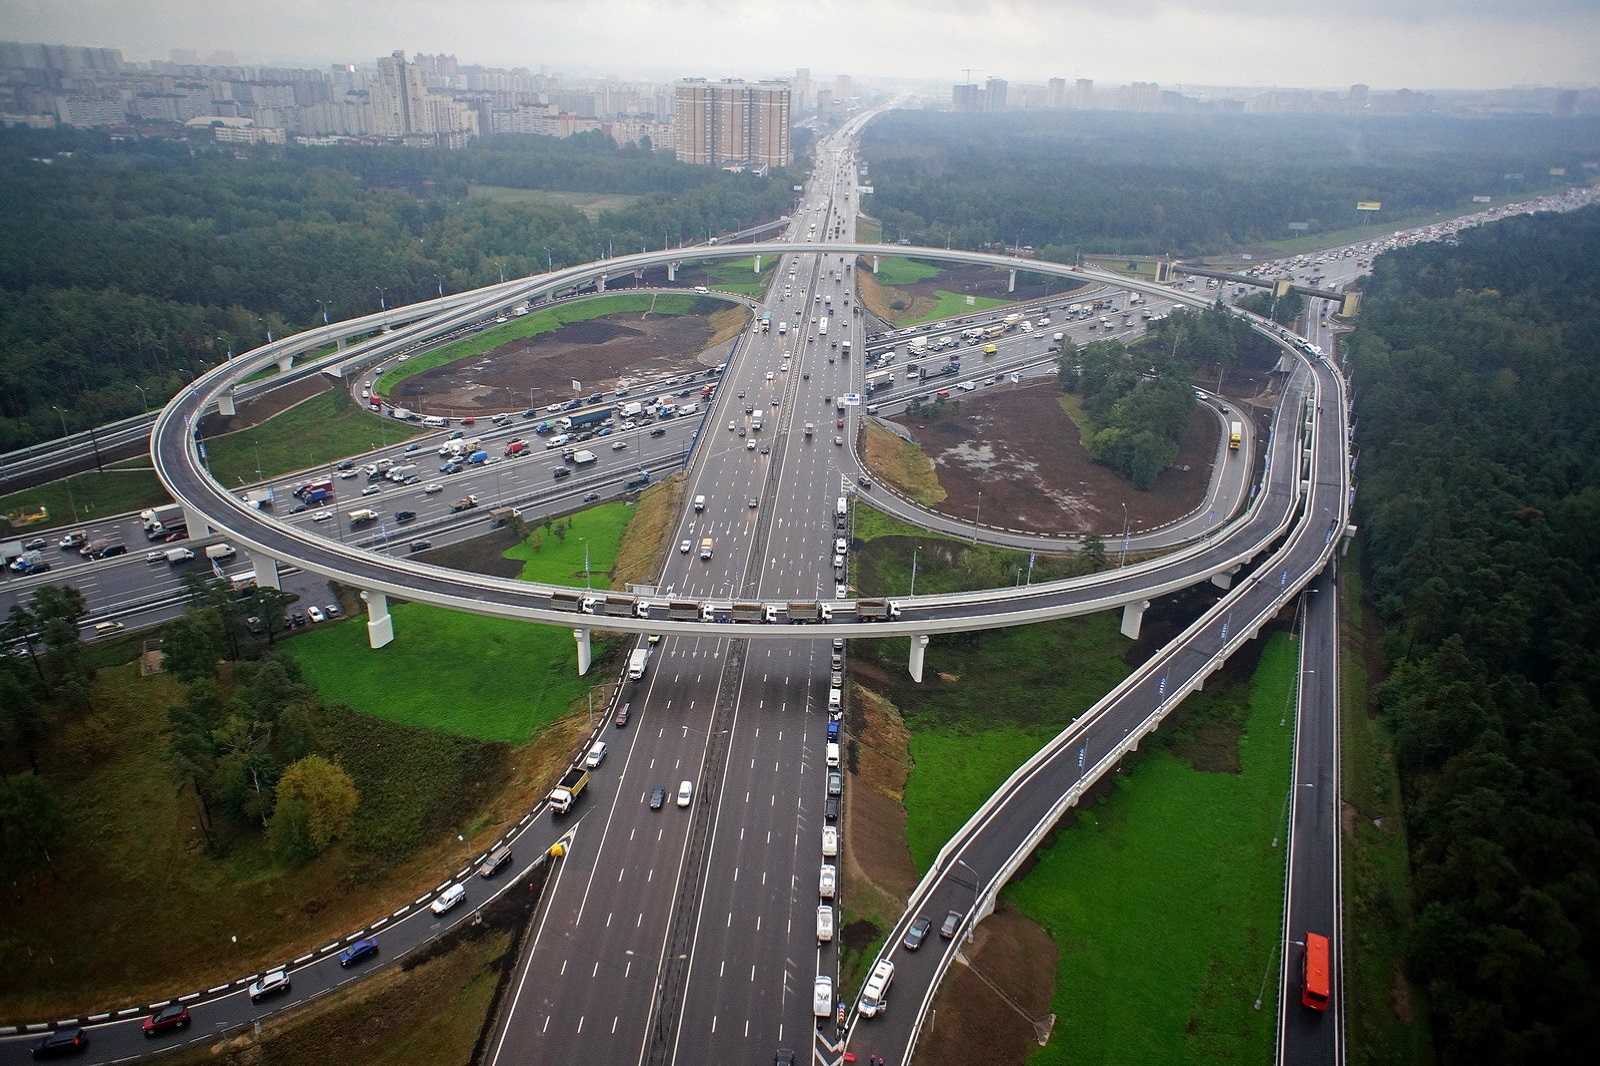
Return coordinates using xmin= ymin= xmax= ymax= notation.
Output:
xmin=1210 ymin=565 xmax=1240 ymax=591
xmin=753 ymin=254 xmax=761 ymax=273
xmin=275 ymin=354 xmax=294 ymax=374
xmin=633 ymin=269 xmax=645 ymax=282
xmin=871 ymin=255 xmax=880 ymax=274
xmin=247 ymin=550 xmax=280 ymax=590
xmin=216 ymin=391 xmax=236 ymax=417
xmin=574 ymin=627 xmax=592 ymax=675
xmin=907 ymin=633 xmax=930 ymax=682
xmin=335 ymin=336 xmax=346 ymax=351
xmin=596 ymin=274 xmax=608 ymax=292
xmin=180 ymin=504 xmax=210 ymax=540
xmin=666 ymin=261 xmax=678 ymax=281
xmin=1341 ymin=523 xmax=1358 ymax=556
xmin=362 ymin=590 xmax=394 ymax=649
xmin=1008 ymin=268 xmax=1017 ymax=293
xmin=1120 ymin=599 xmax=1150 ymax=640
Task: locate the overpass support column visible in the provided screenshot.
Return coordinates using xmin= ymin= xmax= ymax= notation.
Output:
xmin=1008 ymin=268 xmax=1017 ymax=293
xmin=871 ymin=255 xmax=880 ymax=274
xmin=1120 ymin=599 xmax=1150 ymax=640
xmin=362 ymin=590 xmax=395 ymax=649
xmin=275 ymin=354 xmax=294 ymax=374
xmin=335 ymin=336 xmax=346 ymax=351
xmin=907 ymin=633 xmax=930 ymax=683
xmin=1341 ymin=523 xmax=1358 ymax=556
xmin=752 ymin=254 xmax=760 ymax=273
xmin=1210 ymin=565 xmax=1239 ymax=591
xmin=596 ymin=274 xmax=607 ymax=292
xmin=216 ymin=391 xmax=236 ymax=417
xmin=666 ymin=261 xmax=677 ymax=281
xmin=180 ymin=504 xmax=210 ymax=539
xmin=574 ymin=628 xmax=592 ymax=675
xmin=633 ymin=269 xmax=645 ymax=283
xmin=247 ymin=550 xmax=280 ymax=590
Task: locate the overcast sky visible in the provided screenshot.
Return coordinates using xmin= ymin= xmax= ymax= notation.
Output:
xmin=1 ymin=0 xmax=1594 ymax=91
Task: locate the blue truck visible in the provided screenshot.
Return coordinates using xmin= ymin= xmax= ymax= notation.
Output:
xmin=559 ymin=408 xmax=610 ymax=431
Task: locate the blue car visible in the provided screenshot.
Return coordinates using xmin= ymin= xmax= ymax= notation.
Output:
xmin=339 ymin=938 xmax=379 ymax=968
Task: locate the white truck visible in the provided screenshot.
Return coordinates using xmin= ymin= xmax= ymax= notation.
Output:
xmin=572 ymin=450 xmax=598 ymax=466
xmin=627 ymin=647 xmax=650 ymax=682
xmin=205 ymin=543 xmax=236 ymax=561
xmin=165 ymin=547 xmax=195 ymax=564
xmin=620 ymin=401 xmax=645 ymax=418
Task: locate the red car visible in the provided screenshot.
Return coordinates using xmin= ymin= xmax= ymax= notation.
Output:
xmin=614 ymin=702 xmax=631 ymax=728
xmin=143 ymin=1003 xmax=190 ymax=1036
xmin=836 ymin=418 xmax=845 ymax=429
xmin=459 ymin=417 xmax=475 ymax=425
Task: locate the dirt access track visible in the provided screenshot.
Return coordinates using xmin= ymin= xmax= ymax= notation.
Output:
xmin=393 ymin=298 xmax=741 ymax=417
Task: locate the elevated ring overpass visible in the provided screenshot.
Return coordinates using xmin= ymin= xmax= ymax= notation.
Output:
xmin=152 ymin=243 xmax=1335 ymax=679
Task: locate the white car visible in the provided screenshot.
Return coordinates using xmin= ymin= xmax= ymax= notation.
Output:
xmin=780 ymin=362 xmax=790 ymax=372
xmin=822 ymin=826 xmax=838 ymax=857
xmin=423 ymin=483 xmax=443 ymax=494
xmin=835 ymin=583 xmax=848 ymax=599
xmin=611 ymin=441 xmax=627 ymax=450
xmin=677 ymin=779 xmax=694 ymax=807
xmin=819 ymin=863 xmax=837 ymax=898
xmin=306 ymin=606 xmax=326 ymax=623
xmin=765 ymin=371 xmax=775 ymax=380
xmin=248 ymin=968 xmax=291 ymax=1002
xmin=546 ymin=403 xmax=564 ymax=412
xmin=746 ymin=440 xmax=756 ymax=450
xmin=311 ymin=510 xmax=332 ymax=522
xmin=361 ymin=485 xmax=381 ymax=496
xmin=814 ymin=974 xmax=833 ymax=1018
xmin=338 ymin=470 xmax=358 ymax=479
xmin=680 ymin=540 xmax=692 ymax=553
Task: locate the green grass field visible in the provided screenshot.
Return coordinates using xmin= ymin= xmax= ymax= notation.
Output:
xmin=1004 ymin=634 xmax=1297 ymax=1066
xmin=287 ymin=503 xmax=632 ymax=743
xmin=0 ymin=465 xmax=168 ymax=534
xmin=902 ymin=289 xmax=1010 ymax=324
xmin=203 ymin=389 xmax=424 ymax=489
xmin=375 ymin=293 xmax=713 ymax=394
xmin=692 ymin=255 xmax=778 ymax=297
xmin=870 ymin=256 xmax=944 ymax=286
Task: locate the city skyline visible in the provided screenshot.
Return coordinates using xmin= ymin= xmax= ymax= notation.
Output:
xmin=0 ymin=0 xmax=1595 ymax=92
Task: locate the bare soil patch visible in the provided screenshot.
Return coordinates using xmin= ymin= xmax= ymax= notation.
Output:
xmin=842 ymin=686 xmax=919 ymax=918
xmin=395 ymin=307 xmax=736 ymax=416
xmin=859 ymin=259 xmax=1087 ymax=323
xmin=890 ymin=381 xmax=1218 ymax=535
xmin=916 ymin=905 xmax=1058 ymax=1066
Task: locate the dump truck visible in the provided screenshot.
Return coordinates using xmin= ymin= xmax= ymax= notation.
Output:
xmin=787 ymin=602 xmax=832 ymax=624
xmin=548 ymin=767 xmax=590 ymax=815
xmin=627 ymin=647 xmax=650 ymax=681
xmin=855 ymin=599 xmax=902 ymax=621
xmin=549 ymin=591 xmax=586 ymax=612
xmin=490 ymin=506 xmax=522 ymax=526
xmin=732 ymin=602 xmax=776 ymax=624
xmin=602 ymin=596 xmax=636 ymax=618
xmin=667 ymin=600 xmax=703 ymax=621
xmin=451 ymin=494 xmax=479 ymax=513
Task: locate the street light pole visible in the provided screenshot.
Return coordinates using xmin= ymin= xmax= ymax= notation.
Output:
xmin=132 ymin=383 xmax=148 ymax=414
xmin=910 ymin=543 xmax=920 ymax=596
xmin=1120 ymin=502 xmax=1129 ymax=567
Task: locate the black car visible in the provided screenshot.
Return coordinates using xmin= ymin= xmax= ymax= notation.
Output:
xmin=22 ymin=537 xmax=47 ymax=551
xmin=825 ymin=796 xmax=839 ymax=822
xmin=31 ymin=1027 xmax=88 ymax=1058
xmin=97 ymin=544 xmax=127 ymax=558
xmin=395 ymin=510 xmax=416 ymax=523
xmin=649 ymin=786 xmax=667 ymax=809
xmin=289 ymin=503 xmax=307 ymax=514
xmin=553 ymin=468 xmax=571 ymax=480
xmin=409 ymin=540 xmax=432 ymax=552
xmin=649 ymin=428 xmax=667 ymax=438
xmin=583 ymin=492 xmax=600 ymax=502
xmin=903 ymin=915 xmax=933 ymax=951
xmin=336 ymin=460 xmax=355 ymax=470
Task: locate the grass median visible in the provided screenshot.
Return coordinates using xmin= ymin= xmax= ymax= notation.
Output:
xmin=203 ymin=389 xmax=424 ymax=489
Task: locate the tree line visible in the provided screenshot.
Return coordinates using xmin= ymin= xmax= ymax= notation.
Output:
xmin=858 ymin=110 xmax=1600 ymax=260
xmin=0 ymin=128 xmax=805 ymax=452
xmin=1347 ymin=204 xmax=1600 ymax=1062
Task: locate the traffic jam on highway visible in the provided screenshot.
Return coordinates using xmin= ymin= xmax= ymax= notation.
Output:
xmin=4 ymin=110 xmax=1436 ymax=1064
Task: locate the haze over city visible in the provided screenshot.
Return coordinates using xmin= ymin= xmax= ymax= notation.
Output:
xmin=1 ymin=0 xmax=1596 ymax=89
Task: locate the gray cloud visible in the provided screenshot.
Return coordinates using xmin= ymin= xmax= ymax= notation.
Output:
xmin=0 ymin=0 xmax=1592 ymax=89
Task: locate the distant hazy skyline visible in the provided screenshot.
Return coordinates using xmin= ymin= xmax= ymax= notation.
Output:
xmin=0 ymin=0 xmax=1594 ymax=91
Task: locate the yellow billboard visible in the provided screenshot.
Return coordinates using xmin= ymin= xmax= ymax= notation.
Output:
xmin=1356 ymin=201 xmax=1382 ymax=211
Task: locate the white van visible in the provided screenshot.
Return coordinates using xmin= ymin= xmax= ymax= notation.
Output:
xmin=822 ymin=826 xmax=838 ymax=856
xmin=836 ymin=496 xmax=848 ymax=518
xmin=422 ymin=415 xmax=448 ymax=429
xmin=826 ymin=742 xmax=840 ymax=767
xmin=828 ymin=688 xmax=842 ymax=713
xmin=817 ymin=904 xmax=835 ymax=944
xmin=819 ymin=862 xmax=836 ymax=898
xmin=583 ymin=741 xmax=607 ymax=769
xmin=430 ymin=882 xmax=466 ymax=915
xmin=858 ymin=958 xmax=895 ymax=1017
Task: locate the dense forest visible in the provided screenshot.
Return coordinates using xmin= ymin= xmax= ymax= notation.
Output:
xmin=0 ymin=129 xmax=805 ymax=450
xmin=1348 ymin=206 xmax=1600 ymax=1062
xmin=860 ymin=111 xmax=1600 ymax=259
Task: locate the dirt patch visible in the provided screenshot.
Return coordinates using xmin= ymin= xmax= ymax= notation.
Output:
xmin=842 ymin=686 xmax=919 ymax=918
xmin=888 ymin=381 xmax=1218 ymax=535
xmin=916 ymin=905 xmax=1058 ymax=1066
xmin=1170 ymin=711 xmax=1245 ymax=774
xmin=394 ymin=305 xmax=739 ymax=417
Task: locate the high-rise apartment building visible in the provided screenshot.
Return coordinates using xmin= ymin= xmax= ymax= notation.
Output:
xmin=673 ymin=78 xmax=791 ymax=168
xmin=952 ymin=83 xmax=981 ymax=111
xmin=1047 ymin=77 xmax=1067 ymax=109
xmin=984 ymin=77 xmax=1008 ymax=111
xmin=373 ymin=50 xmax=431 ymax=135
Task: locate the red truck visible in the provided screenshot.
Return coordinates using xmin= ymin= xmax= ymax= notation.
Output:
xmin=504 ymin=439 xmax=528 ymax=457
